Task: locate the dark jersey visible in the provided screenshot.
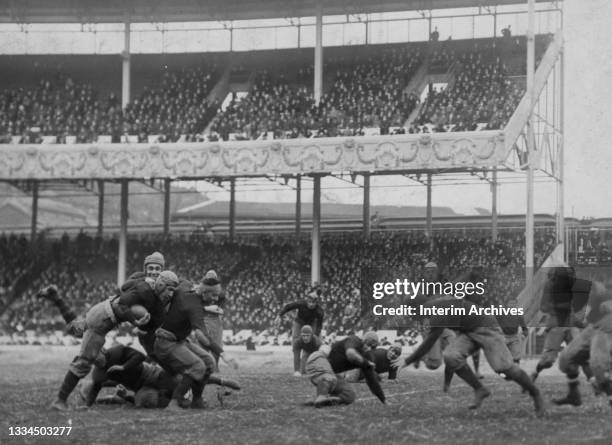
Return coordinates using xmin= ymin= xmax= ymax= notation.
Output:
xmin=127 ymin=271 xmax=147 ymax=281
xmin=160 ymin=280 xmax=205 ymax=341
xmin=295 ymin=335 xmax=322 ymax=356
xmin=110 ymin=279 xmax=166 ymax=331
xmin=279 ymin=301 xmax=324 ymax=333
xmin=540 ymin=267 xmax=575 ymax=315
xmin=425 ymin=298 xmax=500 ymax=332
xmin=328 ymin=336 xmax=368 ymax=373
xmin=496 ymin=313 xmax=527 ymax=336
xmin=100 ymin=344 xmax=147 ymax=390
xmin=366 ymin=348 xmax=398 ymax=379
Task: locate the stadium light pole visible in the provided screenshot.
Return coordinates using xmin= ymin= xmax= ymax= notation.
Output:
xmin=491 ymin=168 xmax=498 ymax=241
xmin=295 ymin=175 xmax=301 ymax=238
xmin=163 ymin=178 xmax=171 ymax=236
xmin=363 ymin=173 xmax=371 ymax=236
xmin=97 ymin=180 xmax=104 ymax=238
xmin=426 ymin=173 xmax=433 ymax=241
xmin=229 ymin=178 xmax=236 ymax=243
xmin=118 ymin=179 xmax=129 ymax=286
xmin=312 ymin=174 xmax=321 ymax=285
xmin=121 ymin=16 xmax=131 ymax=109
xmin=525 ymin=0 xmax=536 ymax=283
xmin=30 ymin=180 xmax=38 ymax=242
xmin=314 ymin=2 xmax=323 ymax=105
xmin=557 ymin=7 xmax=565 ymax=258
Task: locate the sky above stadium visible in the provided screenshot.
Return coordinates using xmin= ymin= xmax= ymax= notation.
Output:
xmin=192 ymin=0 xmax=611 ymax=219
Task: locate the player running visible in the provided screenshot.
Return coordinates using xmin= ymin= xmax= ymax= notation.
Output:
xmin=277 ymin=287 xmax=325 ymax=376
xmin=401 ymin=273 xmax=545 ymax=416
xmin=555 ymin=278 xmax=612 ymax=406
xmin=496 ymin=299 xmax=528 ymax=365
xmin=50 ymin=271 xmax=179 ymax=411
xmin=531 ymin=266 xmax=593 ymax=383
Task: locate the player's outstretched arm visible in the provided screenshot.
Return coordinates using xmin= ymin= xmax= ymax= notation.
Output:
xmin=402 ymin=327 xmax=445 ymax=368
xmin=279 ymin=302 xmax=299 ymax=317
xmin=346 ymin=347 xmax=374 ymax=369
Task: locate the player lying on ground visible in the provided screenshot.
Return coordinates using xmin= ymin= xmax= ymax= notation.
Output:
xmin=304 ymin=332 xmax=386 ymax=407
xmin=344 ymin=345 xmax=402 ymax=383
xmin=79 ymin=344 xmax=241 ymax=408
xmin=401 ymin=288 xmax=545 ymax=416
xmin=277 ymin=286 xmax=325 ymax=376
xmin=532 ymin=266 xmax=593 ymax=384
xmin=51 ymin=271 xmax=179 ymax=411
xmin=555 ymin=279 xmax=612 ymax=406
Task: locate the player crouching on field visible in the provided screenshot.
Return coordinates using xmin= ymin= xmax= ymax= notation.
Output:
xmin=295 ymin=325 xmax=323 ymax=373
xmin=277 ymin=286 xmax=325 ymax=377
xmin=345 ymin=344 xmax=402 ymax=383
xmin=51 ymin=271 xmax=179 ymax=411
xmin=305 ymin=332 xmax=386 ymax=407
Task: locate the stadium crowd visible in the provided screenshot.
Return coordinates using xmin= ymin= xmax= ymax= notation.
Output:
xmin=211 ymin=47 xmax=422 ymax=140
xmin=0 ymin=36 xmax=550 ymax=144
xmin=0 ymin=64 xmax=220 ymax=144
xmin=1 ymin=228 xmax=556 ymax=343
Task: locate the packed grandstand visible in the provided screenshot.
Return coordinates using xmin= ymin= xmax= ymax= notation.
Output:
xmin=0 ymin=229 xmax=558 ymax=344
xmin=0 ymin=33 xmax=550 ymax=144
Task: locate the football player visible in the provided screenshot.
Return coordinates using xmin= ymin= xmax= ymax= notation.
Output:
xmin=345 ymin=344 xmax=402 ymax=382
xmin=277 ymin=286 xmax=325 ymax=376
xmin=555 ymin=279 xmax=612 ymax=406
xmin=153 ymin=277 xmax=218 ymax=410
xmin=50 ymin=271 xmax=179 ymax=411
xmin=531 ymin=266 xmax=593 ymax=383
xmin=401 ymin=273 xmax=544 ymax=416
xmin=304 ymin=331 xmax=386 ymax=407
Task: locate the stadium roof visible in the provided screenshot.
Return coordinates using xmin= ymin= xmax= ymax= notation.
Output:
xmin=2 ymin=0 xmax=556 ymax=23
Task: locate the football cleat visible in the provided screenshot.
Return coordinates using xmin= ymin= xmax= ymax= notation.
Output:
xmin=165 ymin=399 xmax=183 ymax=411
xmin=468 ymin=387 xmax=491 ymax=409
xmin=50 ymin=399 xmax=69 ymax=411
xmin=191 ymin=398 xmax=208 ymax=410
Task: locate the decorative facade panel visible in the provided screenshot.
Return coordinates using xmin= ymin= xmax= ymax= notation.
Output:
xmin=0 ymin=132 xmax=505 ymax=180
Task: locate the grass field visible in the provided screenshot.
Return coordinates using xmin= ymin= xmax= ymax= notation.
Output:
xmin=1 ymin=345 xmax=612 ymax=445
